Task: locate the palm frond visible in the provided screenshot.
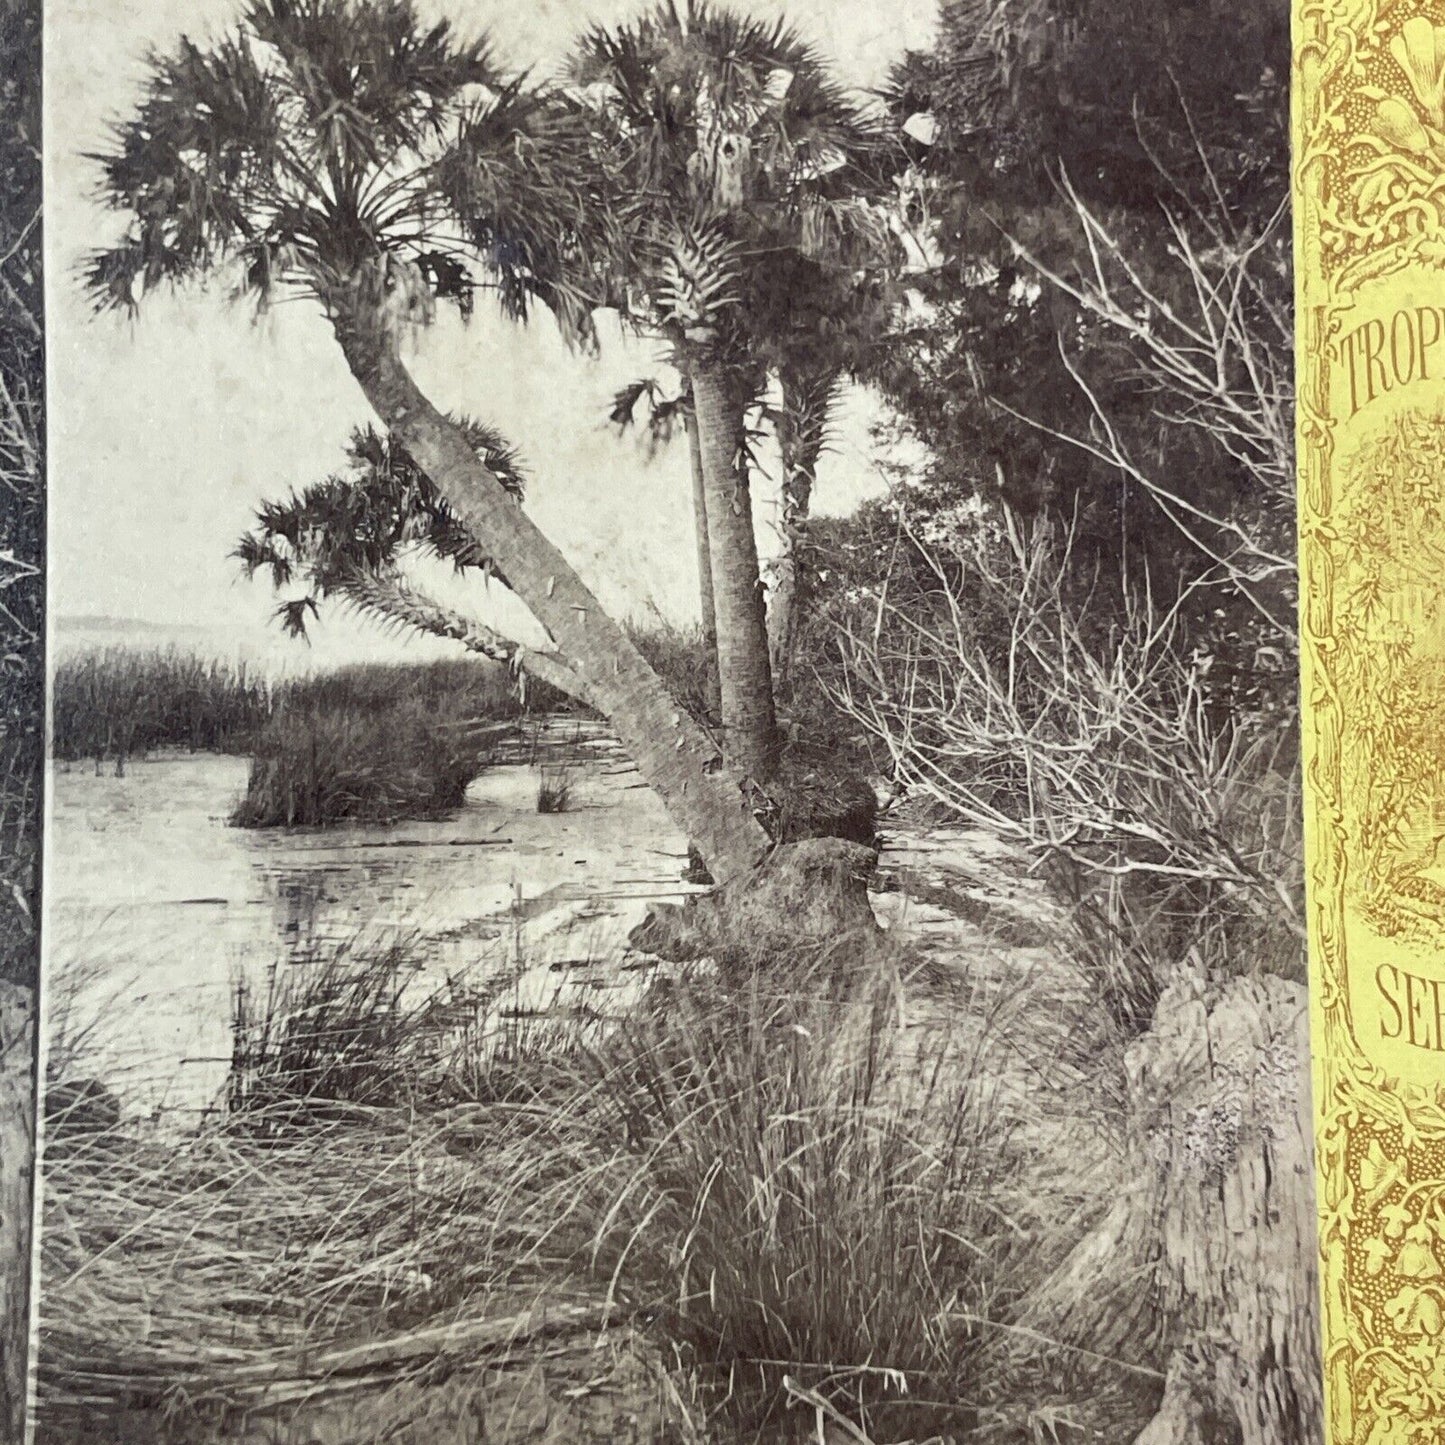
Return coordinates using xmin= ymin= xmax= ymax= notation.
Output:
xmin=87 ymin=0 xmax=516 ymax=320
xmin=237 ymin=416 xmax=525 ymax=639
xmin=560 ymin=0 xmax=901 ymax=385
xmin=609 ymin=377 xmax=664 ymax=430
xmin=275 ymin=595 xmax=320 ymax=639
xmin=652 ymin=221 xmax=741 ymax=334
xmin=609 ymin=376 xmax=693 ymax=457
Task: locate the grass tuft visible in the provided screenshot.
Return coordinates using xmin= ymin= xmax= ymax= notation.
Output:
xmin=230 ymin=661 xmax=522 ymax=829
xmin=480 ymin=957 xmax=1014 ymax=1439
xmin=535 ymin=763 xmax=574 ymax=814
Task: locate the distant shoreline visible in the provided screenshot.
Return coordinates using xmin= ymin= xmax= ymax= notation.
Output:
xmin=50 ymin=615 xmax=467 ymax=675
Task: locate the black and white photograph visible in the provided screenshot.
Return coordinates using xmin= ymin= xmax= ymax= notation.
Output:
xmin=24 ymin=1 xmax=1318 ymax=1441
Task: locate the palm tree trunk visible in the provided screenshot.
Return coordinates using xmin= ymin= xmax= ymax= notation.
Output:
xmin=689 ymin=364 xmax=781 ymax=783
xmin=683 ymin=400 xmax=722 ymax=720
xmin=340 ymin=571 xmax=600 ymax=710
xmin=329 ymin=297 xmax=770 ymax=882
xmin=768 ymin=371 xmax=835 ymax=692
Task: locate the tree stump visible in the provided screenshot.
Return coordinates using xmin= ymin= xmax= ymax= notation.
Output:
xmin=1131 ymin=1338 xmax=1233 ymax=1445
xmin=1126 ymin=973 xmax=1322 ymax=1444
xmin=628 ymin=837 xmax=881 ymax=968
xmin=1020 ymin=971 xmax=1320 ymax=1445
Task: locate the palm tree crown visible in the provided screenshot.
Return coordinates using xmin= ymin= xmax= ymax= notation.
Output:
xmin=555 ymin=0 xmax=897 ymax=359
xmin=87 ymin=0 xmax=595 ymax=333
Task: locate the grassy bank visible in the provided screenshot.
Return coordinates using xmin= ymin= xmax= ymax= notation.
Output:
xmin=36 ymin=934 xmax=1066 ymax=1445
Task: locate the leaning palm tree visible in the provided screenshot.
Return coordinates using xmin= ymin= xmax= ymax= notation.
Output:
xmin=235 ymin=422 xmax=600 ymax=708
xmin=88 ymin=0 xmax=768 ymax=878
xmin=495 ymin=1 xmax=893 ymax=782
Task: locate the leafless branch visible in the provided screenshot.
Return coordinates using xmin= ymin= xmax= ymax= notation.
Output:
xmin=828 ymin=512 xmax=1304 ymax=955
xmin=1003 ymin=174 xmax=1294 ymax=646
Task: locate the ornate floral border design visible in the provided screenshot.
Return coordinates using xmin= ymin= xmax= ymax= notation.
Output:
xmin=1297 ymin=3 xmax=1445 ymax=1441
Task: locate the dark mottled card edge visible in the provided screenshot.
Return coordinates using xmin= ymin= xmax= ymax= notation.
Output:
xmin=0 ymin=0 xmax=44 ymax=1436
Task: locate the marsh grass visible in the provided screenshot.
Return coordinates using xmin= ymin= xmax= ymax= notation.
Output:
xmin=225 ymin=936 xmax=592 ymax=1118
xmin=446 ymin=952 xmax=1022 ymax=1441
xmin=38 ymin=1099 xmax=509 ymax=1422
xmin=53 ymin=652 xmax=541 ymax=828
xmin=228 ymin=938 xmax=422 ymax=1116
xmin=230 ymin=661 xmax=525 ymax=828
xmin=39 ymin=932 xmax=1038 ymax=1444
xmin=230 ymin=696 xmax=486 ymax=827
xmin=39 ymin=938 xmax=568 ymax=1432
xmin=52 ymin=648 xmax=273 ymax=764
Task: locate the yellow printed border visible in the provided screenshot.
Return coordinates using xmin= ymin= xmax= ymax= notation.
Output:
xmin=1297 ymin=3 xmax=1445 ymax=1441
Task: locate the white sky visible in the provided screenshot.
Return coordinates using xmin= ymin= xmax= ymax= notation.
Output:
xmin=45 ymin=0 xmax=939 ymax=668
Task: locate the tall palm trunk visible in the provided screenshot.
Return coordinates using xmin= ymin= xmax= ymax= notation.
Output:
xmin=689 ymin=364 xmax=781 ymax=784
xmin=329 ymin=294 xmax=770 ymax=882
xmin=683 ymin=397 xmax=723 ymax=720
xmin=768 ymin=369 xmax=836 ymax=692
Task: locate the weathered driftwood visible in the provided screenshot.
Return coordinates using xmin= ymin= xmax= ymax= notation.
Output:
xmin=1021 ymin=972 xmax=1319 ymax=1444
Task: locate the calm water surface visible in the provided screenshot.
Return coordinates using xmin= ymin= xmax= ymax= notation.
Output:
xmin=46 ymin=726 xmax=700 ymax=1108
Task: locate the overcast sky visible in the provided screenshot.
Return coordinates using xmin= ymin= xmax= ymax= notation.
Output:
xmin=45 ymin=0 xmax=938 ymax=668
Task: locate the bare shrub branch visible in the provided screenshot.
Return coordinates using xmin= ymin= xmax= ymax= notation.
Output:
xmin=1004 ymin=174 xmax=1295 ymax=642
xmin=829 ymin=510 xmax=1303 ymax=1021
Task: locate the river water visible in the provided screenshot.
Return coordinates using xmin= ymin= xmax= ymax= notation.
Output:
xmin=44 ymin=723 xmax=704 ymax=1110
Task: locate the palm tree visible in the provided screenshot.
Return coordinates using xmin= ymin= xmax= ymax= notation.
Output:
xmin=749 ymin=249 xmax=898 ymax=691
xmin=235 ymin=422 xmax=600 ymax=708
xmin=609 ymin=375 xmax=725 ymax=720
xmin=88 ymin=0 xmax=769 ymax=879
xmin=526 ymin=1 xmax=892 ymax=782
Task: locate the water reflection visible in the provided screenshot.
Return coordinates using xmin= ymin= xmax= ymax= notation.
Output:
xmin=45 ymin=732 xmax=700 ymax=1110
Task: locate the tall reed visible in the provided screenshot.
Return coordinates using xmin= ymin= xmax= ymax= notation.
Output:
xmin=51 ymin=648 xmax=272 ymax=762
xmin=233 ymin=660 xmax=553 ymax=828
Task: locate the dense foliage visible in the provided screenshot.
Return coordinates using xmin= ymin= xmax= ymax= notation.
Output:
xmin=863 ymin=0 xmax=1294 ymax=699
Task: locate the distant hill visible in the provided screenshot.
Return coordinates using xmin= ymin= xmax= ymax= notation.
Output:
xmin=54 ymin=614 xmax=213 ymax=641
